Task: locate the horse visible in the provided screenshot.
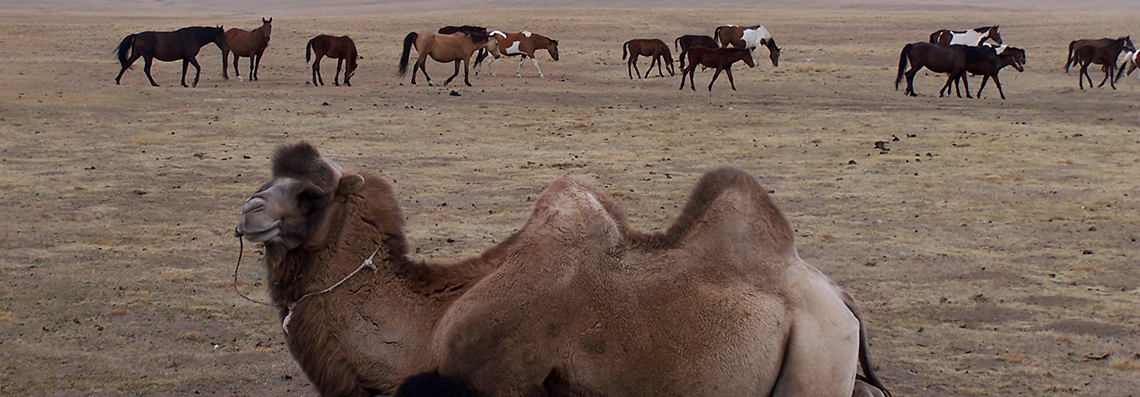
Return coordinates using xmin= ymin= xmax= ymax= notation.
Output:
xmin=439 ymin=25 xmax=491 ymax=68
xmin=679 ymin=47 xmax=755 ymax=91
xmin=944 ymin=44 xmax=1025 ymax=100
xmin=895 ymin=42 xmax=974 ymax=98
xmin=1115 ymin=49 xmax=1139 ymax=83
xmin=929 ymin=26 xmax=1002 ymax=46
xmin=399 ymin=31 xmax=500 ymax=87
xmin=1074 ymin=36 xmax=1135 ymax=90
xmin=623 ymin=39 xmax=674 ymax=79
xmin=478 ymin=31 xmax=559 ymax=78
xmin=115 ymin=26 xmax=229 ymax=87
xmin=674 ymin=34 xmax=718 ymax=69
xmin=1065 ymin=38 xmax=1118 ymax=73
xmin=305 ymin=35 xmax=358 ymax=87
xmin=224 ymin=18 xmax=272 ymax=81
xmin=714 ymin=24 xmax=780 ymax=67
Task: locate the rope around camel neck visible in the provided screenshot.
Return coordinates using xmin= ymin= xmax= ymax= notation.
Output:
xmin=232 ymin=234 xmax=382 ymax=334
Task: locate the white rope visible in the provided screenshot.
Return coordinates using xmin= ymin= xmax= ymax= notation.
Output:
xmin=283 ymin=245 xmax=382 ymax=334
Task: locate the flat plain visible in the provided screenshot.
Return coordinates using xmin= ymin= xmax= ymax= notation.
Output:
xmin=0 ymin=3 xmax=1139 ymax=396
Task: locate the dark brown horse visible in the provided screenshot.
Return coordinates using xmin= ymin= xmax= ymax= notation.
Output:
xmin=714 ymin=24 xmax=780 ymax=67
xmin=115 ymin=26 xmax=229 ymax=87
xmin=944 ymin=45 xmax=1024 ymax=100
xmin=1074 ymin=36 xmax=1135 ymax=90
xmin=224 ymin=18 xmax=272 ymax=81
xmin=896 ymin=42 xmax=974 ymax=98
xmin=1065 ymin=38 xmax=1115 ymax=73
xmin=399 ymin=31 xmax=500 ymax=86
xmin=679 ymin=47 xmax=755 ymax=91
xmin=675 ymin=34 xmax=718 ymax=69
xmin=623 ymin=39 xmax=674 ymax=79
xmin=479 ymin=31 xmax=559 ymax=78
xmin=929 ymin=26 xmax=1002 ymax=46
xmin=306 ymin=35 xmax=358 ymax=87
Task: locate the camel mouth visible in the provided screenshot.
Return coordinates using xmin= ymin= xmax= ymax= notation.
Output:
xmin=238 ymin=221 xmax=281 ymax=243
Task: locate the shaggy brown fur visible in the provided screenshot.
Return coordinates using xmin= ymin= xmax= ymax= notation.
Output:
xmin=237 ymin=142 xmax=890 ymax=397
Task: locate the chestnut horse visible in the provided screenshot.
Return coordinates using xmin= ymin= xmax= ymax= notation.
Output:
xmin=305 ymin=35 xmax=358 ymax=87
xmin=115 ymin=26 xmax=229 ymax=87
xmin=399 ymin=31 xmax=501 ymax=87
xmin=896 ymin=42 xmax=974 ymax=98
xmin=714 ymin=24 xmax=780 ymax=67
xmin=439 ymin=25 xmax=492 ymax=68
xmin=479 ymin=31 xmax=559 ymax=78
xmin=674 ymin=34 xmax=718 ymax=69
xmin=224 ymin=18 xmax=272 ymax=81
xmin=679 ymin=47 xmax=755 ymax=91
xmin=623 ymin=38 xmax=674 ymax=79
xmin=1074 ymin=36 xmax=1135 ymax=90
xmin=929 ymin=26 xmax=1002 ymax=46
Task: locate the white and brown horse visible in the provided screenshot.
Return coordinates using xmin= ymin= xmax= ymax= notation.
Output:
xmin=398 ymin=31 xmax=501 ymax=87
xmin=714 ymin=24 xmax=780 ymax=67
xmin=930 ymin=26 xmax=1002 ymax=46
xmin=479 ymin=30 xmax=560 ymax=78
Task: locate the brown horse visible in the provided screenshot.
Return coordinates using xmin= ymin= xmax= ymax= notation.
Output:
xmin=895 ymin=42 xmax=973 ymax=98
xmin=115 ymin=26 xmax=229 ymax=87
xmin=305 ymin=35 xmax=358 ymax=87
xmin=1074 ymin=36 xmax=1135 ymax=90
xmin=399 ymin=31 xmax=500 ymax=87
xmin=623 ymin=38 xmax=674 ymax=79
xmin=679 ymin=47 xmax=755 ymax=91
xmin=224 ymin=18 xmax=272 ymax=81
xmin=714 ymin=24 xmax=780 ymax=67
xmin=479 ymin=31 xmax=559 ymax=78
xmin=439 ymin=25 xmax=492 ymax=67
xmin=1065 ymin=38 xmax=1117 ymax=73
xmin=943 ymin=45 xmax=1024 ymax=100
xmin=675 ymin=34 xmax=718 ymax=69
xmin=929 ymin=26 xmax=1002 ymax=46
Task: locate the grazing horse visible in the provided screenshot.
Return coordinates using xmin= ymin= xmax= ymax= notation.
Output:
xmin=1074 ymin=36 xmax=1135 ymax=90
xmin=896 ymin=42 xmax=974 ymax=98
xmin=679 ymin=47 xmax=755 ymax=91
xmin=306 ymin=35 xmax=358 ymax=87
xmin=224 ymin=18 xmax=272 ymax=81
xmin=399 ymin=31 xmax=500 ymax=87
xmin=479 ymin=31 xmax=560 ymax=78
xmin=115 ymin=26 xmax=229 ymax=87
xmin=674 ymin=34 xmax=718 ymax=69
xmin=1065 ymin=38 xmax=1118 ymax=73
xmin=945 ymin=45 xmax=1025 ymax=100
xmin=929 ymin=26 xmax=1002 ymax=46
xmin=714 ymin=24 xmax=780 ymax=67
xmin=623 ymin=38 xmax=674 ymax=79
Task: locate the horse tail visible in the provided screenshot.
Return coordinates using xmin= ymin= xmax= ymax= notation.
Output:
xmin=1064 ymin=40 xmax=1077 ymax=72
xmin=675 ymin=36 xmax=681 ymax=53
xmin=116 ymin=34 xmax=136 ymax=69
xmin=896 ymin=43 xmax=911 ymax=91
xmin=398 ymin=32 xmax=418 ymax=77
xmin=714 ymin=26 xmax=724 ymax=46
xmin=622 ymin=41 xmax=629 ymax=60
xmin=305 ymin=38 xmax=314 ymax=63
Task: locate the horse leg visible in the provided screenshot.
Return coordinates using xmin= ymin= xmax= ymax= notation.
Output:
xmin=253 ymin=54 xmax=261 ymax=81
xmin=444 ymin=60 xmax=460 ymax=86
xmin=628 ymin=57 xmax=635 ymax=79
xmin=515 ymin=56 xmax=525 ymax=77
xmin=1098 ymin=64 xmax=1111 ymax=88
xmin=334 ymin=58 xmax=343 ymax=86
xmin=115 ymin=50 xmax=141 ymax=85
xmin=655 ymin=55 xmax=665 ymax=78
xmin=976 ymin=75 xmax=990 ymax=98
xmin=142 ymin=56 xmax=159 ymax=87
xmin=904 ymin=67 xmax=919 ymax=97
xmin=708 ymin=68 xmax=723 ymax=91
xmin=991 ymin=75 xmax=1006 ymax=100
xmin=232 ymin=56 xmax=241 ymax=80
xmin=725 ymin=67 xmax=737 ymax=90
xmin=531 ymin=57 xmax=545 ymax=78
xmin=313 ymin=56 xmax=324 ymax=86
xmin=419 ymin=59 xmax=435 ymax=87
xmin=1079 ymin=63 xmax=1090 ymax=89
xmin=179 ymin=59 xmax=191 ymax=87
xmin=189 ymin=57 xmax=201 ymax=87
xmin=960 ymin=71 xmax=972 ymax=98
xmin=644 ymin=56 xmax=655 ymax=78
xmin=463 ymin=58 xmax=472 ymax=86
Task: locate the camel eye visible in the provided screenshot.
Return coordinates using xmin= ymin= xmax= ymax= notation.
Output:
xmin=297 ymin=187 xmax=328 ymax=212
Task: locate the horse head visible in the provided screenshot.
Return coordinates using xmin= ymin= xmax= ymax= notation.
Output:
xmin=986 ymin=26 xmax=1003 ymax=45
xmin=260 ymin=18 xmax=272 ymax=43
xmin=1124 ymin=36 xmax=1136 ymax=54
xmin=761 ymin=38 xmax=781 ymax=67
xmin=548 ymin=38 xmax=560 ymax=61
xmin=484 ymin=36 xmax=502 ymax=60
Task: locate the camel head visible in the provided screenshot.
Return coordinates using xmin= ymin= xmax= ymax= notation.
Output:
xmin=236 ymin=142 xmax=364 ymax=251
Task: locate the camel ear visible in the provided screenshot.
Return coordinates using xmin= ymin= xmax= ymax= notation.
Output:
xmin=337 ymin=174 xmax=365 ymax=196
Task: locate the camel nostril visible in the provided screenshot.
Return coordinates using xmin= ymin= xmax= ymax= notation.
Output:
xmin=243 ymin=197 xmax=267 ymax=214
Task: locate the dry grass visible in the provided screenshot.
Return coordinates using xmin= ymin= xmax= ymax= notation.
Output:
xmin=0 ymin=5 xmax=1139 ymax=396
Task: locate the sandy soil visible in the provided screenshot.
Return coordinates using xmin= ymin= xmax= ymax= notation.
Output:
xmin=0 ymin=4 xmax=1139 ymax=397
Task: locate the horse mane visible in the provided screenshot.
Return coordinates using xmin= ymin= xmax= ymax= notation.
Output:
xmin=974 ymin=26 xmax=996 ymax=32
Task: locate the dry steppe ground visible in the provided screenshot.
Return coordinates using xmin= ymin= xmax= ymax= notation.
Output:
xmin=1 ymin=4 xmax=1139 ymax=397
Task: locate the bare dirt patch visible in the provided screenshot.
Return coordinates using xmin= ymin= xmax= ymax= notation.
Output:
xmin=1 ymin=6 xmax=1139 ymax=396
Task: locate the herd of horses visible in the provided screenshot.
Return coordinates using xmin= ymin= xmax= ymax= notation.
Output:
xmin=113 ymin=20 xmax=1138 ymax=98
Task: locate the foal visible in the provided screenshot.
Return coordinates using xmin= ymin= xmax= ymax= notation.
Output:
xmin=1074 ymin=36 xmax=1135 ymax=90
xmin=674 ymin=34 xmax=718 ymax=69
xmin=623 ymin=38 xmax=674 ymax=79
xmin=679 ymin=47 xmax=755 ymax=91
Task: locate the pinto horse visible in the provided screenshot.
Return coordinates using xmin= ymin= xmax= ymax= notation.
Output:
xmin=896 ymin=42 xmax=975 ymax=98
xmin=714 ymin=24 xmax=780 ymax=67
xmin=1074 ymin=36 xmax=1135 ymax=90
xmin=1116 ymin=49 xmax=1139 ymax=83
xmin=675 ymin=34 xmax=718 ymax=69
xmin=479 ymin=31 xmax=559 ymax=78
xmin=115 ymin=26 xmax=229 ymax=87
xmin=679 ymin=47 xmax=755 ymax=91
xmin=624 ymin=39 xmax=674 ymax=79
xmin=306 ymin=35 xmax=358 ymax=87
xmin=399 ymin=31 xmax=500 ymax=86
xmin=224 ymin=18 xmax=272 ymax=81
xmin=929 ymin=26 xmax=1002 ymax=46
